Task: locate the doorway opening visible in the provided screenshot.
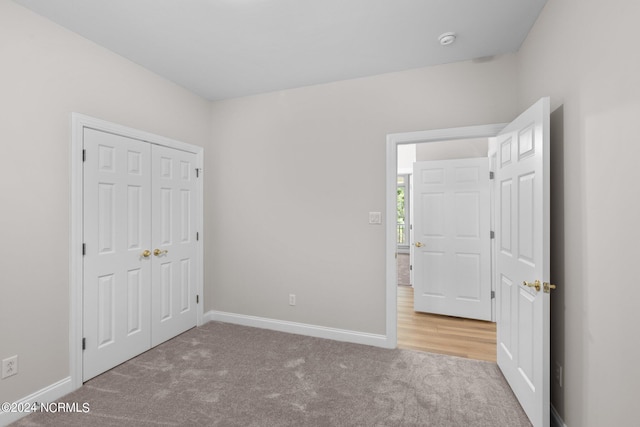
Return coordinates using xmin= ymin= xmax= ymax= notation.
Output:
xmin=385 ymin=124 xmax=506 ymax=357
xmin=387 ymin=99 xmax=552 ymax=426
xmin=395 ymin=137 xmax=496 ymax=361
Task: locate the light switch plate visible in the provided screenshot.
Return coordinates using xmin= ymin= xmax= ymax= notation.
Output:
xmin=369 ymin=212 xmax=382 ymax=224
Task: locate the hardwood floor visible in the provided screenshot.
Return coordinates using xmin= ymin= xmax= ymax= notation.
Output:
xmin=397 ymin=285 xmax=497 ymax=362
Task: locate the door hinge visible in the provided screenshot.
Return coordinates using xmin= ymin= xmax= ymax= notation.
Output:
xmin=409 ymin=265 xmax=413 ymax=271
xmin=490 ymin=231 xmax=495 ymax=239
xmin=82 ymin=243 xmax=86 ymax=255
xmin=491 ymin=290 xmax=495 ymax=299
xmin=196 ymin=295 xmax=199 ymax=304
xmin=489 ymin=171 xmax=494 ymax=179
xmin=82 ymin=338 xmax=86 ymax=350
xmin=196 ymin=232 xmax=199 ymax=241
xmin=82 ymin=149 xmax=86 ymax=162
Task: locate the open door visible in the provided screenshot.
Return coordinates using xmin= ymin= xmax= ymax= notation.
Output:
xmin=495 ymin=97 xmax=551 ymax=427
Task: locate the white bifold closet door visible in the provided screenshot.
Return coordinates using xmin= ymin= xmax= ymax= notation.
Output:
xmin=83 ymin=128 xmax=197 ymax=381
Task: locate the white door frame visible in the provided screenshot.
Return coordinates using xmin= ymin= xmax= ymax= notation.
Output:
xmin=69 ymin=113 xmax=204 ymax=390
xmin=385 ymin=124 xmax=506 ymax=347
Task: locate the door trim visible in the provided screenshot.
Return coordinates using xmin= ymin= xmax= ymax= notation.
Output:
xmin=70 ymin=113 xmax=204 ymax=390
xmin=385 ymin=123 xmax=506 ymax=348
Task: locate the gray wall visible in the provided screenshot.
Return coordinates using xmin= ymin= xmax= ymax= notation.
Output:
xmin=0 ymin=0 xmax=211 ymax=404
xmin=517 ymin=0 xmax=640 ymax=425
xmin=206 ymin=58 xmax=518 ymax=333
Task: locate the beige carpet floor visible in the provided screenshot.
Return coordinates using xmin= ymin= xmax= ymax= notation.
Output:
xmin=13 ymin=322 xmax=530 ymax=427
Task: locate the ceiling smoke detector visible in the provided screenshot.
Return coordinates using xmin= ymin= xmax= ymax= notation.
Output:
xmin=438 ymin=32 xmax=457 ymax=46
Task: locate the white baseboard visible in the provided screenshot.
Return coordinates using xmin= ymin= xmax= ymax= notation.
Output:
xmin=204 ymin=310 xmax=393 ymax=349
xmin=0 ymin=376 xmax=74 ymax=427
xmin=551 ymin=404 xmax=567 ymax=427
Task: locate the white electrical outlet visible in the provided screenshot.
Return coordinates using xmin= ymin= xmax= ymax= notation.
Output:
xmin=289 ymin=294 xmax=296 ymax=306
xmin=2 ymin=355 xmax=18 ymax=379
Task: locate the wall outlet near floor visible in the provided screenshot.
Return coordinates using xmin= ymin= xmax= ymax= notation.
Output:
xmin=554 ymin=361 xmax=563 ymax=388
xmin=289 ymin=294 xmax=296 ymax=306
xmin=2 ymin=355 xmax=18 ymax=379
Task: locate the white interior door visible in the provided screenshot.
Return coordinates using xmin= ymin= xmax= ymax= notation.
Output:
xmin=83 ymin=130 xmax=199 ymax=380
xmin=412 ymin=157 xmax=492 ymax=320
xmin=495 ymin=97 xmax=550 ymax=427
xmin=83 ymin=128 xmax=152 ymax=380
xmin=151 ymin=145 xmax=198 ymax=346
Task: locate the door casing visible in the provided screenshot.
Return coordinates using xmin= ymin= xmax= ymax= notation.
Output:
xmin=70 ymin=113 xmax=204 ymax=390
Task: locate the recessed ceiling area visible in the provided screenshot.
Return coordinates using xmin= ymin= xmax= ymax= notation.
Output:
xmin=13 ymin=0 xmax=547 ymax=101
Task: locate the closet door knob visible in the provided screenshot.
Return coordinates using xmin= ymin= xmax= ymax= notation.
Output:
xmin=153 ymin=249 xmax=168 ymax=256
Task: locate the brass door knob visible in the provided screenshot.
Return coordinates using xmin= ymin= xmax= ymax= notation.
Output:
xmin=523 ymin=280 xmax=541 ymax=292
xmin=153 ymin=249 xmax=169 ymax=256
xmin=543 ymin=282 xmax=556 ymax=293
xmin=141 ymin=250 xmax=151 ymax=258
xmin=415 ymin=242 xmax=424 ymax=248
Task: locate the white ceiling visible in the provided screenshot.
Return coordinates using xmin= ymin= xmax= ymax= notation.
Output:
xmin=14 ymin=0 xmax=547 ymax=101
